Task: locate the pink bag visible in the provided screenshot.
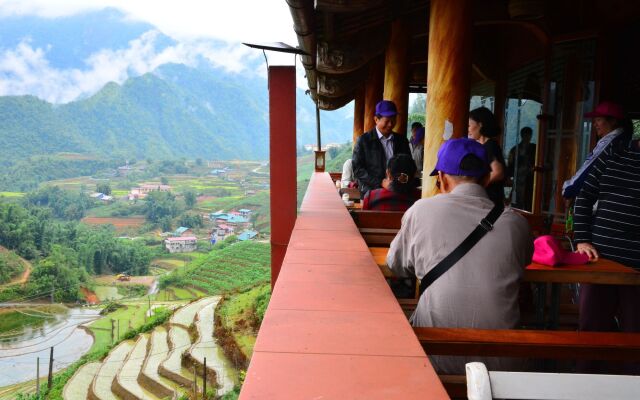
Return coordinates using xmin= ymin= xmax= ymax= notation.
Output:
xmin=532 ymin=235 xmax=590 ymax=266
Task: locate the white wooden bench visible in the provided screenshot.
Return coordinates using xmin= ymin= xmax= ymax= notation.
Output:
xmin=466 ymin=362 xmax=640 ymax=400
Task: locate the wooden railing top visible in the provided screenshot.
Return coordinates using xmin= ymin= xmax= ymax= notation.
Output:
xmin=240 ymin=172 xmax=449 ymax=400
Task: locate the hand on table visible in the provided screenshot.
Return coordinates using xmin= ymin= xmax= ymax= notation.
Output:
xmin=576 ymin=242 xmax=599 ymax=261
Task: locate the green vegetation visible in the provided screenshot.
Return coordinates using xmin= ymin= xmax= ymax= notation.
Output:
xmin=218 ymin=284 xmax=271 ymax=357
xmin=0 ymin=155 xmax=115 ymax=192
xmin=88 ymin=303 xmax=171 ymax=353
xmin=160 ymin=241 xmax=270 ymax=295
xmin=0 ymin=305 xmax=67 ymax=334
xmin=0 ymin=250 xmax=25 ymax=284
xmin=11 ymin=307 xmax=171 ymax=400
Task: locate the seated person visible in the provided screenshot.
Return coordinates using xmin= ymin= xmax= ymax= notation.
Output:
xmin=411 ymin=126 xmax=425 ymax=173
xmin=362 ymin=154 xmax=418 ymax=211
xmin=387 ymin=138 xmax=533 ymax=374
xmin=340 ymin=159 xmax=357 ymax=188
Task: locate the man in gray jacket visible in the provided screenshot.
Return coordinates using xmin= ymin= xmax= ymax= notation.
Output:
xmin=387 ymin=138 xmax=533 ymax=374
xmin=352 ymin=100 xmax=411 ymax=195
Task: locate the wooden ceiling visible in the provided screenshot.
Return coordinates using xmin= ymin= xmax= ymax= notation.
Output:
xmin=287 ymin=0 xmax=640 ymax=110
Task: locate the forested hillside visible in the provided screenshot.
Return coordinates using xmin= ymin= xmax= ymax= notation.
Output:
xmin=0 ymin=63 xmax=352 ymax=164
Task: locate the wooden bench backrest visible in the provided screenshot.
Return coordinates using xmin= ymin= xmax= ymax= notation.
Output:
xmin=466 ymin=362 xmax=640 ymax=400
xmin=350 ymin=210 xmax=404 ymax=229
xmin=329 ymin=172 xmax=342 ymax=182
xmin=514 ymin=210 xmax=549 ymax=237
xmin=414 ymin=327 xmax=640 ymax=361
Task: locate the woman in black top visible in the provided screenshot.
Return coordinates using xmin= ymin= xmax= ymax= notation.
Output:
xmin=468 ymin=107 xmax=506 ymax=208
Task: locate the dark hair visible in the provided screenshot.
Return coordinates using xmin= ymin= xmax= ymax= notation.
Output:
xmin=520 ymin=127 xmax=533 ymax=137
xmin=411 ymin=122 xmax=423 ymax=130
xmin=459 ymin=154 xmax=486 ymax=178
xmin=387 ymin=154 xmax=417 ymax=194
xmin=469 ymin=107 xmax=500 ymax=138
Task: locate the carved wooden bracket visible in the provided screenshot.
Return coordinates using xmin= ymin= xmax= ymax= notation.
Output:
xmin=316 ymin=0 xmax=383 ymax=13
xmin=316 ymin=27 xmax=389 ymax=74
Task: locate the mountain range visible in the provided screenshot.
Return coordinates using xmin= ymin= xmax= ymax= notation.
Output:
xmin=0 ymin=8 xmax=353 ymax=164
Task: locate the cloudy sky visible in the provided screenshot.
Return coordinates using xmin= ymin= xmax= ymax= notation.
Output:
xmin=0 ymin=0 xmax=305 ymax=103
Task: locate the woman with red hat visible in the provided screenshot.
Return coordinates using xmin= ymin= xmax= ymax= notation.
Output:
xmin=572 ymin=102 xmax=640 ymax=373
xmin=562 ymin=101 xmax=632 ymax=198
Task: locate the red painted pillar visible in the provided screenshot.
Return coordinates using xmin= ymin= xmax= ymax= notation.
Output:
xmin=269 ymin=66 xmax=297 ymax=288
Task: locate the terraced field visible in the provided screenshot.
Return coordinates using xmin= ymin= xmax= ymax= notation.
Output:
xmin=114 ymin=334 xmax=159 ymax=400
xmin=64 ymin=296 xmax=237 ymax=399
xmin=170 ymin=297 xmax=218 ymax=328
xmin=90 ymin=340 xmax=134 ymax=400
xmin=141 ymin=327 xmax=176 ymax=398
xmin=189 ymin=298 xmax=235 ymax=396
xmin=168 ymin=241 xmax=270 ymax=295
xmin=160 ymin=325 xmax=194 ymax=388
xmin=63 ymin=362 xmax=101 ymax=400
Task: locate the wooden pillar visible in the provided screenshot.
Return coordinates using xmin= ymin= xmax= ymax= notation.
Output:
xmin=423 ymin=0 xmax=473 ymax=197
xmin=269 ymin=66 xmax=297 ymax=289
xmin=384 ymin=18 xmax=411 ymax=135
xmin=364 ymin=56 xmax=385 ymax=132
xmin=353 ymin=85 xmax=365 ymax=144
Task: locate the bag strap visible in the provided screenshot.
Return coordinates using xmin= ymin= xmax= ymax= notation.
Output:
xmin=418 ymin=204 xmax=503 ymax=297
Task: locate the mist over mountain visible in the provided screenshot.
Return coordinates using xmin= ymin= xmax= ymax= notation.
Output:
xmin=0 ymin=8 xmax=353 ymax=164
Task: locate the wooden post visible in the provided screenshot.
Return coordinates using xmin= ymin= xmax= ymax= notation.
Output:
xmin=384 ymin=17 xmax=411 ymax=136
xmin=364 ymin=56 xmax=385 ymax=132
xmin=36 ymin=357 xmax=40 ymax=398
xmin=47 ymin=347 xmax=53 ymax=392
xmin=268 ymin=66 xmax=297 ymax=289
xmin=193 ymin=365 xmax=198 ymax=395
xmin=353 ymin=85 xmax=365 ymax=145
xmin=203 ymin=357 xmax=207 ymax=399
xmin=423 ymin=0 xmax=474 ymax=197
xmin=110 ymin=319 xmax=115 ymax=344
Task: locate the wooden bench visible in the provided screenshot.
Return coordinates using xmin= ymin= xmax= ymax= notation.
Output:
xmin=414 ymin=327 xmax=640 ymax=398
xmin=353 ymin=210 xmax=548 ymax=247
xmin=351 ymin=210 xmax=403 ymax=246
xmin=350 ymin=209 xmax=404 ymax=229
xmin=466 ymin=361 xmax=640 ymax=400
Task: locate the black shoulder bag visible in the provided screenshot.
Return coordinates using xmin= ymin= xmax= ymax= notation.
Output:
xmin=418 ymin=204 xmax=503 ymax=297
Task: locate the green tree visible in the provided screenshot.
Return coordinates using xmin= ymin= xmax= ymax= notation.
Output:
xmin=184 ymin=190 xmax=197 ymax=209
xmin=178 ymin=213 xmax=203 ymax=228
xmin=96 ymin=182 xmax=112 ymax=195
xmin=143 ymin=191 xmax=178 ymax=223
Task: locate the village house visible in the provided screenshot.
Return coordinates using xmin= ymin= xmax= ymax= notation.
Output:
xmin=117 ymin=165 xmax=133 ymax=177
xmin=210 ymin=212 xmax=249 ymax=225
xmin=164 ymin=236 xmax=197 ymax=253
xmin=90 ymin=192 xmax=114 ymax=202
xmin=174 ymin=226 xmax=192 ymax=237
xmin=128 ymin=183 xmax=172 ymax=200
xmin=237 ymin=230 xmax=258 ymax=241
xmin=238 ymin=208 xmax=252 ymax=218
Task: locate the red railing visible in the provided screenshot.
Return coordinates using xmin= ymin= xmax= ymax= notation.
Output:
xmin=240 ymin=172 xmax=449 ymax=399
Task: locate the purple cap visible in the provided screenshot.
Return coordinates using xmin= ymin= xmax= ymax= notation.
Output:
xmin=429 ymin=138 xmax=489 ymax=177
xmin=375 ymin=100 xmax=398 ymax=117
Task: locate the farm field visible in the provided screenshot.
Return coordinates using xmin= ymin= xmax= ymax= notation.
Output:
xmin=62 ymin=362 xmax=101 ymax=400
xmin=80 ymin=216 xmax=146 ymax=229
xmin=163 ymin=241 xmax=270 ymax=295
xmin=190 ymin=298 xmax=236 ymax=395
xmin=141 ymin=327 xmax=176 ymax=398
xmin=91 ymin=341 xmax=134 ymax=400
xmin=218 ymin=284 xmax=271 ymax=358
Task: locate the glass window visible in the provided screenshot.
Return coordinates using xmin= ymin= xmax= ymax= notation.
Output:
xmin=542 ymin=39 xmax=596 ymax=219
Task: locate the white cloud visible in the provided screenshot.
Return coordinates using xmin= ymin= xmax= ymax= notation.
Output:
xmin=0 ymin=30 xmax=262 ymax=103
xmin=0 ymin=1 xmax=309 ymax=101
xmin=0 ymin=0 xmax=298 ymax=44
